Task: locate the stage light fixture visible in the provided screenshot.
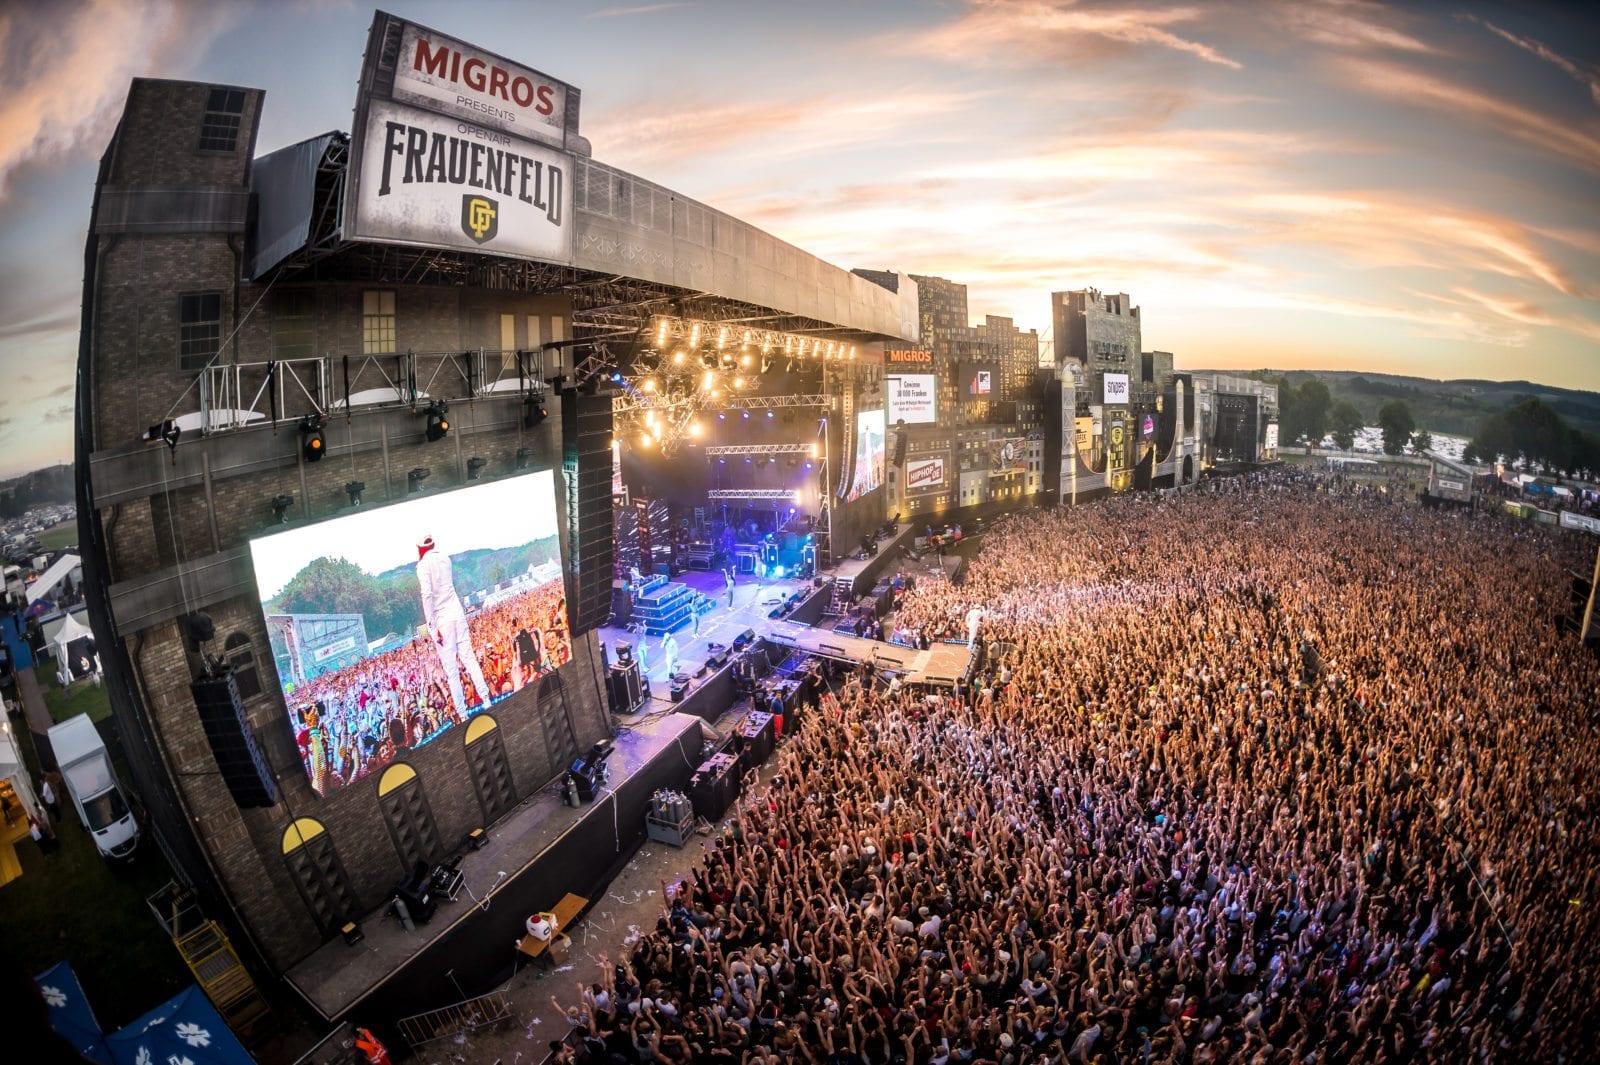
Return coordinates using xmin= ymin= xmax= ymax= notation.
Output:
xmin=408 ymin=467 xmax=431 ymax=493
xmin=717 ymin=326 xmax=728 ymax=348
xmin=640 ymin=432 xmax=655 ymax=448
xmin=523 ymin=394 xmax=548 ymax=428
xmin=702 ymin=370 xmax=716 ymax=389
xmin=424 ymin=399 xmax=450 ymax=442
xmin=467 ymin=456 xmax=488 ymax=480
xmin=734 ymin=376 xmax=745 ymax=389
xmin=299 ymin=415 xmax=325 ymax=462
xmin=689 ymin=323 xmax=700 ymax=347
xmin=688 ymin=420 xmax=702 ymax=438
xmin=656 ymin=318 xmax=670 ymax=346
xmin=516 ymin=447 xmax=532 ymax=470
xmin=642 ymin=378 xmax=657 ymax=392
xmin=742 ymin=411 xmax=750 ymax=420
xmin=766 ymin=410 xmax=775 ymax=419
xmin=345 ymin=480 xmax=365 ymax=506
xmin=270 ymin=494 xmax=295 ymax=524
xmin=672 ymin=350 xmax=685 ymax=365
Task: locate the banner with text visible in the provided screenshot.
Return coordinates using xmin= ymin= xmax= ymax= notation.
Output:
xmin=393 ymin=21 xmax=572 ymax=147
xmin=905 ymin=457 xmax=946 ymax=491
xmin=1103 ymin=372 xmax=1130 ymax=405
xmin=1560 ymin=510 xmax=1600 ymax=535
xmin=887 ymin=374 xmax=937 ymax=425
xmin=350 ymin=98 xmax=573 ymax=262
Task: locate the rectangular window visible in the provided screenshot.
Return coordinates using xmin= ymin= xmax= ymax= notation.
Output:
xmin=178 ymin=291 xmax=222 ymax=373
xmin=272 ymin=290 xmax=317 ymax=360
xmin=362 ymin=290 xmax=396 ymax=356
xmin=198 ymin=88 xmax=246 ymax=152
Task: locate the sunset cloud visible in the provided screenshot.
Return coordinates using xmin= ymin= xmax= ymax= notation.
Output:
xmin=1461 ymin=13 xmax=1600 ymax=107
xmin=905 ymin=1 xmax=1243 ymax=70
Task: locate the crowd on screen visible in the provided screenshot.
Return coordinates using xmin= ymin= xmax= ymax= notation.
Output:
xmin=554 ymin=471 xmax=1599 ymax=1064
xmin=291 ymin=579 xmax=571 ymax=795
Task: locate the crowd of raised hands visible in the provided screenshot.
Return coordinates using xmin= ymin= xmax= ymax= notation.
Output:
xmin=556 ymin=472 xmax=1599 ymax=1064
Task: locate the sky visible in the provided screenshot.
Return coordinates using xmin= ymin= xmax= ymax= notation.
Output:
xmin=247 ymin=468 xmax=559 ymax=599
xmin=0 ymin=0 xmax=1596 ymax=478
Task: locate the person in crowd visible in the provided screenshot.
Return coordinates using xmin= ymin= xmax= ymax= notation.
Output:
xmin=556 ymin=469 xmax=1600 ymax=1064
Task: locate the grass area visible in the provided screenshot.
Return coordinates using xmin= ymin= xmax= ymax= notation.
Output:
xmin=0 ymin=715 xmax=190 ymax=1030
xmin=34 ymin=523 xmax=79 ymax=552
xmin=38 ymin=668 xmax=113 ymax=725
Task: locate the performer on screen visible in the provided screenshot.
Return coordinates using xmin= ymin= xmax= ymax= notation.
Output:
xmin=513 ymin=615 xmax=544 ymax=690
xmin=416 ymin=534 xmax=492 ymax=719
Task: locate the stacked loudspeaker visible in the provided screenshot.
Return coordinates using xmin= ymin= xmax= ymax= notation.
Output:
xmin=190 ymin=669 xmax=278 ymax=808
xmin=563 ymin=391 xmax=615 ymax=634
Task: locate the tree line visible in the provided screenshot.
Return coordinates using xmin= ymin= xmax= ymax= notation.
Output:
xmin=1272 ymin=376 xmax=1597 ymax=476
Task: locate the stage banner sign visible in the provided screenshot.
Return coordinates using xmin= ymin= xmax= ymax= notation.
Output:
xmin=351 ymin=98 xmax=573 ymax=261
xmin=905 ymin=457 xmax=945 ymax=491
xmin=987 ymin=437 xmax=1027 ymax=476
xmin=393 ymin=21 xmax=572 ymax=147
xmin=1265 ymin=422 xmax=1279 ymax=450
xmin=1560 ymin=510 xmax=1600 ymax=534
xmin=887 ymin=374 xmax=937 ymax=424
xmin=1103 ymin=372 xmax=1130 ymax=405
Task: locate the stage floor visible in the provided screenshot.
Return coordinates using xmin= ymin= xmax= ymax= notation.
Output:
xmin=283 ymin=710 xmax=704 ymax=1023
xmin=599 ymin=570 xmax=812 ymax=689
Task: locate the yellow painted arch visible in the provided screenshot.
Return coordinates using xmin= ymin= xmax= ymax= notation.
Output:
xmin=465 ymin=714 xmax=499 ymax=745
xmin=378 ymin=762 xmax=417 ymax=796
xmin=281 ymin=818 xmax=326 ymax=854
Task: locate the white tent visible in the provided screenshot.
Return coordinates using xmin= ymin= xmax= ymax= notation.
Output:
xmin=26 ymin=553 xmax=81 ymax=606
xmin=0 ymin=724 xmax=42 ymax=825
xmin=53 ymin=612 xmax=100 ymax=687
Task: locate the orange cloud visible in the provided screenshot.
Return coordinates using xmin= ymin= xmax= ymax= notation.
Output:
xmin=903 ymin=1 xmax=1242 ymax=70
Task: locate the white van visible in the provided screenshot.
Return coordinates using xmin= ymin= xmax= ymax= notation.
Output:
xmin=47 ymin=715 xmax=139 ymax=859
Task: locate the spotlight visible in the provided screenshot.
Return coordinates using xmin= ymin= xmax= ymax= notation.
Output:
xmin=408 ymin=467 xmax=431 ymax=493
xmin=299 ymin=415 xmax=325 ymax=462
xmin=766 ymin=411 xmax=774 ymax=419
xmin=467 ymin=457 xmax=488 ymax=480
xmin=345 ymin=480 xmax=365 ymax=506
xmin=516 ymin=447 xmax=532 ymax=470
xmin=270 ymin=494 xmax=295 ymax=524
xmin=523 ymin=394 xmax=548 ymax=427
xmin=610 ymin=371 xmax=624 ymax=383
xmin=742 ymin=411 xmax=750 ymax=420
xmin=424 ymin=399 xmax=450 ymax=442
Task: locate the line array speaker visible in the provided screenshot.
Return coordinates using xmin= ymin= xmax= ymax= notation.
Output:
xmin=563 ymin=392 xmax=615 ymax=635
xmin=190 ymin=670 xmax=278 ymax=809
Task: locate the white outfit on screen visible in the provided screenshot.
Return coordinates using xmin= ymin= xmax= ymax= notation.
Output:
xmin=417 ymin=543 xmax=491 ymax=717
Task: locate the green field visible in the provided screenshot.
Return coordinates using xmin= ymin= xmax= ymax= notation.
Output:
xmin=39 ymin=667 xmax=113 ymax=724
xmin=34 ymin=523 xmax=79 ymax=552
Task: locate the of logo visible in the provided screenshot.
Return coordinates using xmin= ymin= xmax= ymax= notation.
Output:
xmin=461 ymin=195 xmax=499 ymax=243
xmin=907 ymin=460 xmax=944 ymax=488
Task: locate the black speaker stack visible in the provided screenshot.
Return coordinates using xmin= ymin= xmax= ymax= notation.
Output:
xmin=563 ymin=391 xmax=615 ymax=634
xmin=689 ymin=751 xmax=741 ymax=819
xmin=670 ymin=673 xmax=689 ymax=702
xmin=734 ymin=710 xmax=775 ymax=770
xmin=189 ymin=669 xmax=278 ymax=808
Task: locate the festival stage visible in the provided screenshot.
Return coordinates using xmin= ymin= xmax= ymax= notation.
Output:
xmin=283 ymin=710 xmax=706 ymax=1030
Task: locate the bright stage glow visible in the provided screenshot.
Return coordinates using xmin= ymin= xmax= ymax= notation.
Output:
xmin=247 ymin=470 xmax=571 ymax=798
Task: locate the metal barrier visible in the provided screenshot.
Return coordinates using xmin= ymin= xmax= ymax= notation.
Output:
xmin=396 ymin=989 xmax=515 ymax=1050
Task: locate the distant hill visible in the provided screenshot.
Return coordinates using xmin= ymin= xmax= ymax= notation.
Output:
xmin=1196 ymin=370 xmax=1600 ymax=439
xmin=0 ymin=463 xmax=74 ymax=518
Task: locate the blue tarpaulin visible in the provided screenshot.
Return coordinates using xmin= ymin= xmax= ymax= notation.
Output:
xmin=2 ymin=612 xmax=34 ymax=669
xmin=34 ymin=960 xmax=112 ymax=1064
xmin=106 ymin=985 xmax=255 ymax=1065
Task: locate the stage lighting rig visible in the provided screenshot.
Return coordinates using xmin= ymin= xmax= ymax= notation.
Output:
xmin=270 ymin=494 xmax=295 ymax=524
xmin=407 ymin=467 xmax=431 ymax=494
xmin=466 ymin=456 xmax=488 ymax=481
xmin=345 ymin=480 xmax=365 ymax=506
xmin=423 ymin=399 xmax=450 ymax=442
xmin=299 ymin=414 xmax=325 ymax=462
xmin=523 ymin=392 xmax=548 ymax=427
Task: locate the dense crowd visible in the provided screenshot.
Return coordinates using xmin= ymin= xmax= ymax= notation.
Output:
xmin=291 ymin=577 xmax=571 ymax=795
xmin=558 ymin=475 xmax=1598 ymax=1063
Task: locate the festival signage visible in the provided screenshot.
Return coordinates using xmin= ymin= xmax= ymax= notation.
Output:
xmin=351 ymin=98 xmax=573 ymax=261
xmin=392 ymin=20 xmax=572 ymax=147
xmin=1437 ymin=478 xmax=1466 ymax=493
xmin=887 ymin=374 xmax=937 ymax=424
xmin=987 ymin=437 xmax=1028 ymax=476
xmin=959 ymin=363 xmax=997 ymax=399
xmin=885 ymin=349 xmax=933 ymax=365
xmin=905 ymin=457 xmax=945 ymax=491
xmin=1103 ymin=372 xmax=1130 ymax=405
xmin=1560 ymin=510 xmax=1600 ymax=535
xmin=1265 ymin=422 xmax=1279 ymax=450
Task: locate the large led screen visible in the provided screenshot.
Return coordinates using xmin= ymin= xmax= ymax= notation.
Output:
xmin=846 ymin=409 xmax=885 ymax=501
xmin=248 ymin=471 xmax=571 ymax=796
xmin=959 ymin=363 xmax=997 ymax=399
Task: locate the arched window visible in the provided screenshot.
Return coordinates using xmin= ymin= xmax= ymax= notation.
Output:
xmin=281 ymin=818 xmax=360 ymax=937
xmin=377 ymin=763 xmax=442 ymax=873
xmin=464 ymin=715 xmax=518 ymax=825
xmin=224 ymin=632 xmax=262 ymax=700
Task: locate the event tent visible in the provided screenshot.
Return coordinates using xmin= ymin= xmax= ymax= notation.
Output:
xmin=1 ymin=724 xmax=42 ymax=823
xmin=34 ymin=960 xmax=113 ymax=1064
xmin=105 ymin=985 xmax=255 ymax=1065
xmin=53 ymin=611 xmax=99 ymax=687
xmin=26 ymin=553 xmax=81 ymax=605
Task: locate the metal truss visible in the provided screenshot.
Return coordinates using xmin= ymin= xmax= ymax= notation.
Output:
xmin=613 ymin=393 xmax=832 ymax=415
xmin=706 ymin=489 xmax=803 ymax=502
xmin=703 ymin=443 xmax=815 ymax=458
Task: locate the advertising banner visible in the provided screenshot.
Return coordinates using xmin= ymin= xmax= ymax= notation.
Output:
xmin=1107 ymin=418 xmax=1129 ymax=471
xmin=959 ymin=364 xmax=996 ymax=398
xmin=248 ymin=470 xmax=572 ymax=797
xmin=1103 ymin=372 xmax=1130 ymax=405
xmin=905 ymin=457 xmax=945 ymax=491
xmin=887 ymin=374 xmax=937 ymax=425
xmin=1560 ymin=510 xmax=1600 ymax=535
xmin=351 ymin=98 xmax=573 ymax=262
xmin=393 ymin=21 xmax=572 ymax=147
xmin=1265 ymin=422 xmax=1279 ymax=450
xmin=885 ymin=349 xmax=933 ymax=366
xmin=1141 ymin=413 xmax=1155 ymax=441
xmin=1436 ymin=478 xmax=1466 ymax=493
